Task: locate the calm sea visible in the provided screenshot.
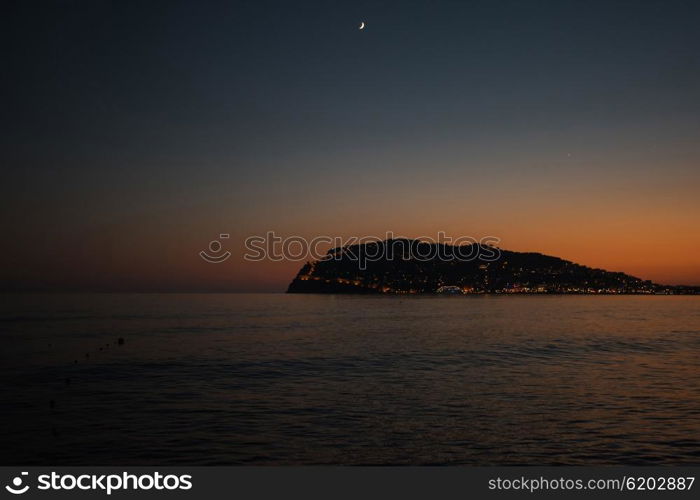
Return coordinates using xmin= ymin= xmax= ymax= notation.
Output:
xmin=1 ymin=293 xmax=699 ymax=465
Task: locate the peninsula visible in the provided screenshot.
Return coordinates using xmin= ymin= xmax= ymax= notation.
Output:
xmin=287 ymin=239 xmax=698 ymax=295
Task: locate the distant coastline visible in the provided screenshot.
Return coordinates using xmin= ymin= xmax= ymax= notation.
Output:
xmin=287 ymin=239 xmax=700 ymax=295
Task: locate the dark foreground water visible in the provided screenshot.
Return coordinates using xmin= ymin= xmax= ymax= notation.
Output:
xmin=1 ymin=293 xmax=699 ymax=465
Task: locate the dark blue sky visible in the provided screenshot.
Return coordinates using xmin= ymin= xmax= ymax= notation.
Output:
xmin=3 ymin=0 xmax=700 ymax=290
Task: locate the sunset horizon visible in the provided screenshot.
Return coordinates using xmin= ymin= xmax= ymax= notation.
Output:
xmin=3 ymin=232 xmax=699 ymax=293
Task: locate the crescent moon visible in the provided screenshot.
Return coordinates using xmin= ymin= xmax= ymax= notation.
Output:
xmin=359 ymin=21 xmax=365 ymax=30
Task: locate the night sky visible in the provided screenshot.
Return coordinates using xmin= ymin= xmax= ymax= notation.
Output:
xmin=3 ymin=0 xmax=700 ymax=291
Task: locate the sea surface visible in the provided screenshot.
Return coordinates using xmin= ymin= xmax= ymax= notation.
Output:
xmin=1 ymin=293 xmax=699 ymax=465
